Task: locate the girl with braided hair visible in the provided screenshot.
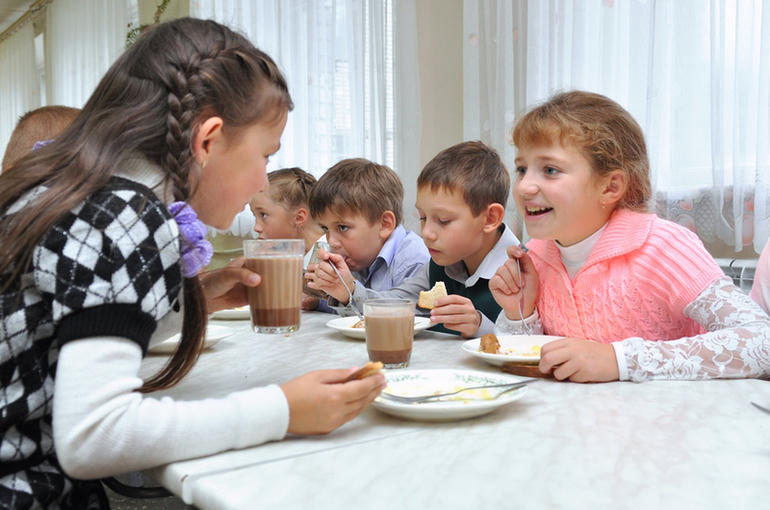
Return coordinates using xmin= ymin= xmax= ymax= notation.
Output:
xmin=249 ymin=167 xmax=326 ymax=266
xmin=0 ymin=18 xmax=384 ymax=509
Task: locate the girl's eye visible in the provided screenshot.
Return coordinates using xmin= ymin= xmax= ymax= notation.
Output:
xmin=338 ymin=225 xmax=349 ymax=232
xmin=418 ymin=216 xmax=426 ymax=222
xmin=545 ymin=166 xmax=559 ymax=175
xmin=260 ymin=213 xmax=268 ymax=219
xmin=515 ymin=166 xmax=527 ymax=176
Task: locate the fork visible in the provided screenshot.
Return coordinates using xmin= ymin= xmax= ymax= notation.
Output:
xmin=516 ymin=256 xmax=533 ymax=336
xmin=379 ymin=380 xmax=532 ymax=404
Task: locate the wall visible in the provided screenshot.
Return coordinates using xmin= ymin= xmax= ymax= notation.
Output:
xmin=416 ymin=0 xmax=463 ymax=169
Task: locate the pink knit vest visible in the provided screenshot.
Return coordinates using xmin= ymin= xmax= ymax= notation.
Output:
xmin=528 ymin=209 xmax=725 ymax=343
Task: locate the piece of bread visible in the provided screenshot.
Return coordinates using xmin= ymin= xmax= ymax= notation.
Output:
xmin=479 ymin=333 xmax=500 ymax=354
xmin=418 ymin=281 xmax=447 ymax=309
xmin=351 ymin=319 xmax=365 ymax=329
xmin=341 ymin=361 xmax=384 ymax=383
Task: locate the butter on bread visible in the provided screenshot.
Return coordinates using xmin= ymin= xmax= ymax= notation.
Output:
xmin=342 ymin=361 xmax=384 ymax=383
xmin=418 ymin=281 xmax=447 ymax=309
xmin=479 ymin=333 xmax=500 ymax=354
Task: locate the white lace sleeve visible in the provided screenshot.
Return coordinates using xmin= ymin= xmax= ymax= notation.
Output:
xmin=621 ymin=276 xmax=770 ymax=382
xmin=494 ymin=309 xmax=544 ymax=336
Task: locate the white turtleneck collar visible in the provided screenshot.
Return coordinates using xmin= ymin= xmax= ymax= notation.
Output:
xmin=555 ymin=223 xmax=608 ymax=281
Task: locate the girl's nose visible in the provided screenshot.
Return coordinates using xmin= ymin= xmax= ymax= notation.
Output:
xmin=515 ymin=172 xmax=538 ymax=197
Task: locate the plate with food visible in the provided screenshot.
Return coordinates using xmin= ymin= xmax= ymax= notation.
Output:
xmin=148 ymin=324 xmax=235 ymax=354
xmin=210 ymin=306 xmax=251 ymax=320
xmin=326 ymin=316 xmax=434 ymax=340
xmin=461 ymin=333 xmax=562 ymax=366
xmin=371 ymin=369 xmax=529 ymax=422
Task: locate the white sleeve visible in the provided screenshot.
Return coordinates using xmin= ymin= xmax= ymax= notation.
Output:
xmin=619 ymin=276 xmax=770 ymax=382
xmin=750 ymin=240 xmax=770 ymax=314
xmin=53 ymin=337 xmax=289 ymax=480
xmin=494 ymin=308 xmax=544 ymax=336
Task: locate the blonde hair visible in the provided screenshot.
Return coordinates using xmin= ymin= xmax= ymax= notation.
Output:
xmin=511 ymin=90 xmax=651 ymax=212
xmin=265 ymin=167 xmax=316 ymax=211
xmin=2 ymin=106 xmax=81 ymax=170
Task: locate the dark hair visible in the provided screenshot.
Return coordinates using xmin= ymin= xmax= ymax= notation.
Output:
xmin=511 ymin=90 xmax=651 ymax=212
xmin=417 ymin=141 xmax=510 ymax=215
xmin=0 ymin=18 xmax=293 ymax=391
xmin=2 ymin=105 xmax=81 ymax=170
xmin=309 ymin=158 xmax=404 ymax=225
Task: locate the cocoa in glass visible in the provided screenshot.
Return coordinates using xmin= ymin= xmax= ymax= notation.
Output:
xmin=243 ymin=239 xmax=304 ymax=334
xmin=364 ymin=299 xmax=415 ymax=369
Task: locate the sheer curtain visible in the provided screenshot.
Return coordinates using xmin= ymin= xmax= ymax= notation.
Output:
xmin=464 ymin=0 xmax=770 ymax=255
xmin=190 ymin=0 xmax=421 ymax=235
xmin=0 ymin=21 xmax=39 ymax=162
xmin=46 ymin=0 xmax=137 ymax=109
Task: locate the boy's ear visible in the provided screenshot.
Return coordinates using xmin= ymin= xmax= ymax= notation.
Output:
xmin=601 ymin=170 xmax=627 ymax=207
xmin=482 ymin=203 xmax=505 ymax=233
xmin=294 ymin=207 xmax=310 ymax=228
xmin=378 ymin=210 xmax=397 ymax=240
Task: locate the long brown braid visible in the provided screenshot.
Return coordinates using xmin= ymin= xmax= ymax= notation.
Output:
xmin=0 ymin=18 xmax=293 ymax=391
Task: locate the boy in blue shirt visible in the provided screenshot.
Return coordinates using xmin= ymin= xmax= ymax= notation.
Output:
xmin=305 ymin=158 xmax=429 ymax=313
xmin=310 ymin=141 xmax=520 ymax=337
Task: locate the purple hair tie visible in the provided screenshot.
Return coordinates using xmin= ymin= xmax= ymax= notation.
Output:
xmin=32 ymin=139 xmax=54 ymax=151
xmin=168 ymin=202 xmax=213 ymax=277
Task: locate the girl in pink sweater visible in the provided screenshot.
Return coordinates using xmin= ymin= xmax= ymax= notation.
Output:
xmin=490 ymin=91 xmax=770 ymax=382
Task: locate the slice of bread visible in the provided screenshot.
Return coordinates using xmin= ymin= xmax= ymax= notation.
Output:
xmin=341 ymin=361 xmax=384 ymax=383
xmin=418 ymin=281 xmax=447 ymax=309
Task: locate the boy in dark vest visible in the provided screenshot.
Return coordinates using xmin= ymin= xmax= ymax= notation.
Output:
xmin=312 ymin=141 xmax=520 ymax=338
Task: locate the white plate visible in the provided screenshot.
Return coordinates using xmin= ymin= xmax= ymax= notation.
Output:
xmin=148 ymin=324 xmax=235 ymax=354
xmin=461 ymin=334 xmax=562 ymax=366
xmin=326 ymin=316 xmax=434 ymax=340
xmin=210 ymin=306 xmax=251 ymax=320
xmin=371 ymin=369 xmax=529 ymax=422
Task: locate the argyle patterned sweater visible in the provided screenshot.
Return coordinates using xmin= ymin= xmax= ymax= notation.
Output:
xmin=0 ymin=177 xmax=182 ymax=509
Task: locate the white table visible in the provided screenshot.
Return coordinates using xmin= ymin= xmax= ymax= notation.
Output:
xmin=139 ymin=311 xmax=770 ymax=510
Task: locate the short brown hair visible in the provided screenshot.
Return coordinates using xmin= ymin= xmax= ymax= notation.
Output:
xmin=510 ymin=90 xmax=651 ymax=212
xmin=265 ymin=167 xmax=316 ymax=210
xmin=309 ymin=158 xmax=404 ymax=225
xmin=417 ymin=141 xmax=509 ymax=216
xmin=2 ymin=105 xmax=81 ymax=169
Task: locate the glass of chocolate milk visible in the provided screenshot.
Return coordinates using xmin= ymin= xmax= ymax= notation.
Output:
xmin=243 ymin=239 xmax=304 ymax=334
xmin=302 ymin=241 xmax=332 ymax=299
xmin=363 ymin=298 xmax=415 ymax=369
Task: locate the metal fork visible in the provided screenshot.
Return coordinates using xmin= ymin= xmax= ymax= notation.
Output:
xmin=516 ymin=256 xmax=533 ymax=335
xmin=379 ymin=380 xmax=532 ymax=404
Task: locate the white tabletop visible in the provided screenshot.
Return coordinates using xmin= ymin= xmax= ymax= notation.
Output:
xmin=139 ymin=311 xmax=770 ymax=510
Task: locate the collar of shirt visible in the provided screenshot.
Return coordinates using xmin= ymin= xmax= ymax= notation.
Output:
xmin=362 ymin=225 xmax=407 ymax=285
xmin=445 ymin=223 xmax=520 ymax=287
xmin=556 ymin=223 xmax=607 ymax=280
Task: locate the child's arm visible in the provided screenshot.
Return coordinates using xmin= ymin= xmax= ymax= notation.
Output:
xmin=308 ymin=250 xmax=356 ymax=304
xmin=489 ymin=245 xmax=539 ymax=321
xmin=539 ymin=338 xmax=620 ymax=382
xmin=428 ymin=295 xmax=484 ymax=338
xmin=199 ymin=256 xmax=261 ymax=312
xmin=620 ymin=277 xmax=770 ymax=382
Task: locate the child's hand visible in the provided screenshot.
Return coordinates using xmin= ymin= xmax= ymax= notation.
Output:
xmin=280 ymin=368 xmax=386 ymax=435
xmin=429 ymin=295 xmax=482 ymax=338
xmin=301 ymin=294 xmax=320 ymax=310
xmin=489 ymin=246 xmax=539 ymax=321
xmin=199 ymin=256 xmax=261 ymax=312
xmin=311 ymin=250 xmax=356 ymax=304
xmin=539 ymin=338 xmax=620 ymax=382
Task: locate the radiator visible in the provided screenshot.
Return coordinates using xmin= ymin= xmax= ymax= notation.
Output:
xmin=715 ymin=257 xmax=757 ymax=292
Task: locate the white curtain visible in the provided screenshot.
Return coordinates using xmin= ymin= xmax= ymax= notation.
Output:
xmin=190 ymin=0 xmax=421 ymax=235
xmin=46 ymin=0 xmax=137 ymax=108
xmin=0 ymin=21 xmax=39 ymax=163
xmin=465 ymin=0 xmax=770 ymax=255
